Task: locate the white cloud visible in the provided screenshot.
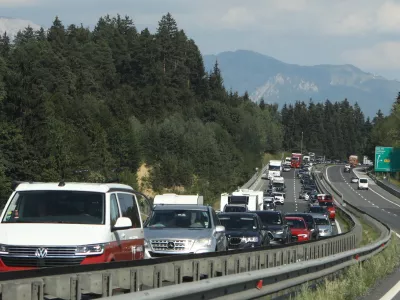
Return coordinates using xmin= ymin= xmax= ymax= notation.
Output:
xmin=0 ymin=0 xmax=36 ymax=6
xmin=341 ymin=42 xmax=400 ymax=69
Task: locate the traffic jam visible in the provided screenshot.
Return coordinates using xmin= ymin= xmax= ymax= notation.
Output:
xmin=0 ymin=153 xmax=338 ymax=271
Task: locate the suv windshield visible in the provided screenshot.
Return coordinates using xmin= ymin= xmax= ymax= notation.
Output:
xmin=287 ymin=214 xmax=314 ymax=228
xmin=146 ymin=209 xmax=211 ymax=229
xmin=256 ymin=212 xmax=282 ymax=225
xmin=2 ymin=191 xmax=105 ymax=224
xmin=315 ymin=218 xmax=330 ymax=225
xmin=219 ymin=215 xmax=257 ymax=230
xmin=309 ymin=206 xmax=326 ymax=213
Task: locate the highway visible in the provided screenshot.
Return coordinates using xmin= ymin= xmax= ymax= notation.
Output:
xmin=252 ymin=168 xmax=340 ymax=234
xmin=326 ymin=165 xmax=400 ymax=300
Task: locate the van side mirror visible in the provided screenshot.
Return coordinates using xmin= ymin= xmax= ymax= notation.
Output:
xmin=113 ymin=217 xmax=132 ymax=231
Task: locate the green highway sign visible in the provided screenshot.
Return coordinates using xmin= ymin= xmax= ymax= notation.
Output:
xmin=374 ymin=146 xmax=392 ymax=172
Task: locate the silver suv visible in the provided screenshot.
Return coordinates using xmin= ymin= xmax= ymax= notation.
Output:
xmin=144 ymin=204 xmax=227 ymax=258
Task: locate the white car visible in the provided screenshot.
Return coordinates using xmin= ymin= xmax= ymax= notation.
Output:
xmin=283 ymin=165 xmax=291 ymax=172
xmin=273 ymin=194 xmax=285 ymax=205
xmin=358 ymin=178 xmax=369 ymax=190
xmin=351 ymin=177 xmax=359 ymax=183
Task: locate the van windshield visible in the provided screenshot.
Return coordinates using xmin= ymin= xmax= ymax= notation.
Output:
xmin=2 ymin=191 xmax=105 ymax=224
xmin=360 ymin=179 xmax=368 ymax=183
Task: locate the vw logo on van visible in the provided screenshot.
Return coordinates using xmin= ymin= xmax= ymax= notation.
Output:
xmin=167 ymin=242 xmax=175 ymax=249
xmin=35 ymin=247 xmax=48 ymax=258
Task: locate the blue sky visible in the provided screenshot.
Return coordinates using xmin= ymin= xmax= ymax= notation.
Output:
xmin=2 ymin=0 xmax=400 ymax=79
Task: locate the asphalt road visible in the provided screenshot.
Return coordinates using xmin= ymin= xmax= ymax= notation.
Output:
xmin=252 ymin=168 xmax=339 ymax=235
xmin=326 ymin=165 xmax=400 ymax=300
xmin=327 ymin=165 xmax=400 ymax=232
xmin=253 ymin=168 xmax=307 ymax=214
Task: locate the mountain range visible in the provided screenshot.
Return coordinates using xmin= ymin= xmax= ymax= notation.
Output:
xmin=0 ymin=17 xmax=42 ymax=39
xmin=203 ymin=50 xmax=399 ymax=117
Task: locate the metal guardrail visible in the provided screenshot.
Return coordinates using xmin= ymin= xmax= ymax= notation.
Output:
xmin=366 ymin=170 xmax=400 ymax=198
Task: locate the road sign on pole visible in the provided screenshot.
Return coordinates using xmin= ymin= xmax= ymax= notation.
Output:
xmin=374 ymin=146 xmax=393 ymax=172
xmin=392 ymin=148 xmax=400 ymax=172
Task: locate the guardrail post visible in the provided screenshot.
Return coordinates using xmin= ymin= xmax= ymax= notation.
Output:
xmin=192 ymin=260 xmax=201 ymax=280
xmin=130 ymin=269 xmax=142 ymax=292
xmin=153 ymin=267 xmax=163 ymax=288
xmin=70 ymin=276 xmax=81 ymax=300
xmin=102 ymin=273 xmax=112 ymax=297
xmin=174 ymin=263 xmax=182 ymax=284
xmin=208 ymin=260 xmax=215 ymax=278
xmin=31 ymin=281 xmax=44 ymax=300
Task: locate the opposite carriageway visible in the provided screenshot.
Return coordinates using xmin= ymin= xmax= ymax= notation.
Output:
xmin=0 ymin=164 xmax=390 ymax=300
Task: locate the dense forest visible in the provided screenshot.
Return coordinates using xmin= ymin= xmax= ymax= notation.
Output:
xmin=0 ymin=14 xmax=282 ymax=205
xmin=0 ymin=13 xmax=398 ymax=205
xmin=280 ymin=99 xmax=369 ymax=159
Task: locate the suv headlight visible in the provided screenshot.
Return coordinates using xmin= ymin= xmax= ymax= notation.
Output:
xmin=195 ymin=238 xmax=212 ymax=247
xmin=0 ymin=244 xmax=8 ymax=254
xmin=76 ymin=244 xmax=104 ymax=256
xmin=243 ymin=237 xmax=259 ymax=243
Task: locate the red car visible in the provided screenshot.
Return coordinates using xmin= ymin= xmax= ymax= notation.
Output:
xmin=319 ymin=200 xmax=336 ymax=220
xmin=285 ymin=217 xmax=311 ymax=242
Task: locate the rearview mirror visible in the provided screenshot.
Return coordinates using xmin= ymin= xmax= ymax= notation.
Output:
xmin=113 ymin=217 xmax=132 ymax=231
xmin=215 ymin=225 xmax=225 ymax=233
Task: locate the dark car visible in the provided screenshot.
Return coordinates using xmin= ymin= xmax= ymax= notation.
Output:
xmin=252 ymin=211 xmax=292 ymax=244
xmin=285 ymin=213 xmax=319 ymax=240
xmin=306 ymin=205 xmax=329 ymax=218
xmin=218 ymin=213 xmax=271 ymax=250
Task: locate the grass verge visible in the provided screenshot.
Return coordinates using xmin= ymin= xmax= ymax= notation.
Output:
xmin=335 ymin=212 xmax=349 ymax=233
xmin=359 ymin=217 xmax=380 ymax=246
xmin=294 ymin=233 xmax=400 ymax=300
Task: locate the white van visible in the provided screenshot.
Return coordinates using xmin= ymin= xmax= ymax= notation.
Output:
xmin=358 ymin=178 xmax=369 ymax=190
xmin=0 ymin=182 xmax=148 ymax=271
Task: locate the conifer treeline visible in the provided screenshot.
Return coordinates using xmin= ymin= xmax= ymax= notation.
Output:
xmin=0 ymin=13 xmax=398 ymax=205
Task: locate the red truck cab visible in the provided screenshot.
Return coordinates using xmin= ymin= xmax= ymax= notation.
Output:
xmin=291 ymin=153 xmax=302 ymax=169
xmin=285 ymin=216 xmax=311 ymax=242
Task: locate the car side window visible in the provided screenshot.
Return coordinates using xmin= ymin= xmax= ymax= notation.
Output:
xmin=110 ymin=194 xmax=120 ymax=227
xmin=117 ymin=193 xmax=142 ymax=228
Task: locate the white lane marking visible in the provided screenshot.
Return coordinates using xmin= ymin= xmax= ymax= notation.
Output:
xmin=335 ymin=220 xmax=342 ymax=234
xmin=379 ymin=280 xmax=400 ymax=300
xmin=369 ymin=186 xmax=400 ymax=209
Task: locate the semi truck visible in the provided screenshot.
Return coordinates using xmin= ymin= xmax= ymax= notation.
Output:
xmin=291 ymin=153 xmax=302 ymax=168
xmin=267 ymin=160 xmax=282 ymax=179
xmin=349 ymin=155 xmax=358 ymax=168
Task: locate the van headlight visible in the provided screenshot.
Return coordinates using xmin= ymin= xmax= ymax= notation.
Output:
xmin=195 ymin=238 xmax=212 ymax=247
xmin=76 ymin=244 xmax=104 ymax=255
xmin=0 ymin=244 xmax=8 ymax=254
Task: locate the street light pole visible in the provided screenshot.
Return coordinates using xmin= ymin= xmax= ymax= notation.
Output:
xmin=301 ymin=131 xmax=303 ymax=154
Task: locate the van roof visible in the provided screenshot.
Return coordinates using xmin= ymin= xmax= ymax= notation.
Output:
xmin=14 ymin=182 xmax=134 ymax=193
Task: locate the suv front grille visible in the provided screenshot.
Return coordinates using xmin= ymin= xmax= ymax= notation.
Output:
xmin=150 ymin=239 xmax=193 ymax=251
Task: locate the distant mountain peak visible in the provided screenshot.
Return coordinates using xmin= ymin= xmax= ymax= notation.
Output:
xmin=203 ymin=50 xmax=399 ymax=117
xmin=0 ymin=17 xmax=42 ymax=39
